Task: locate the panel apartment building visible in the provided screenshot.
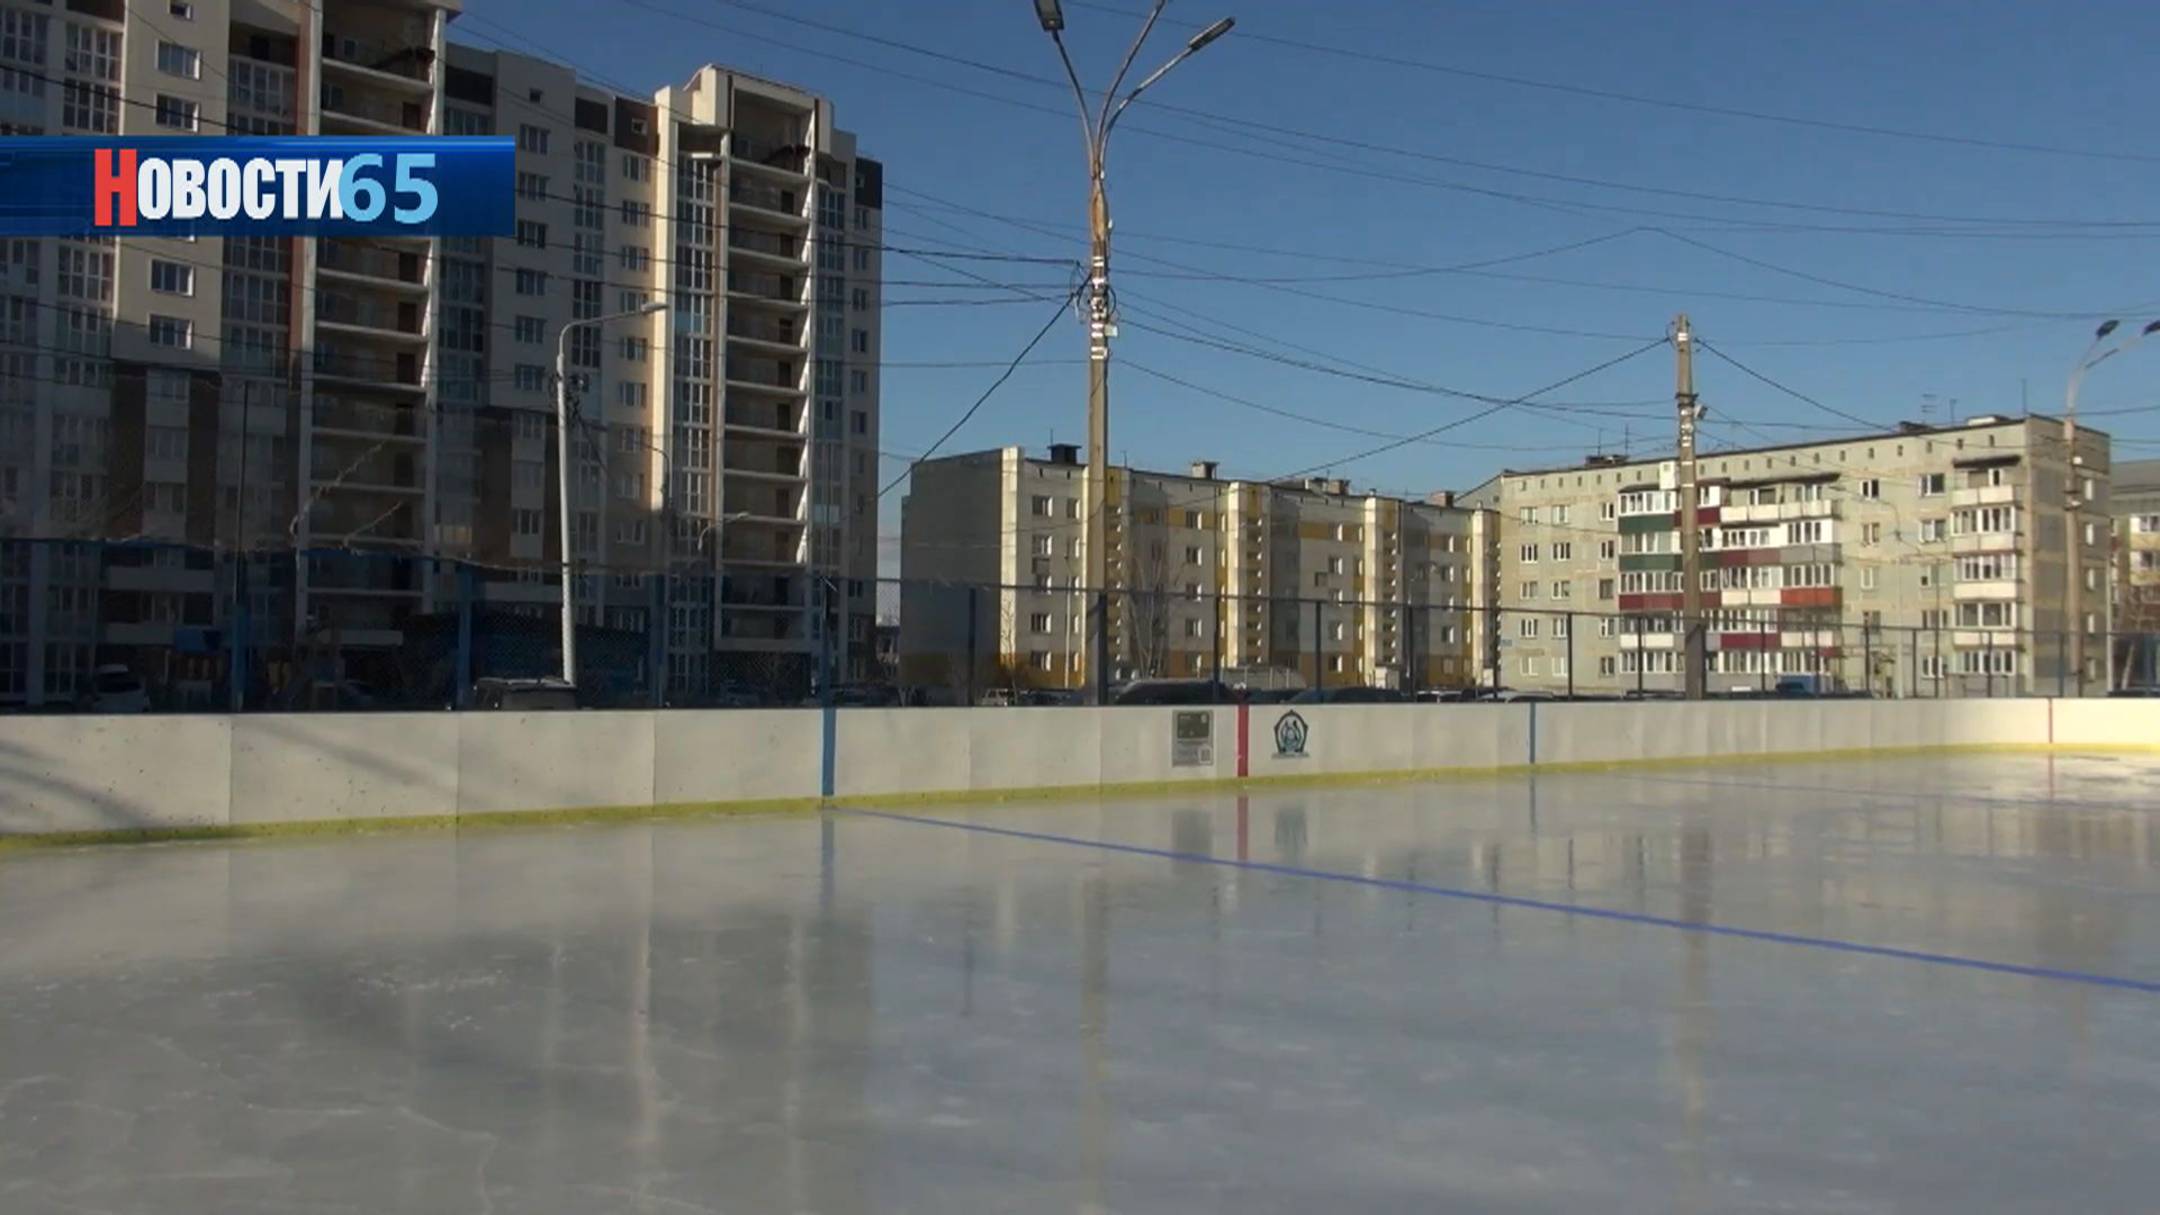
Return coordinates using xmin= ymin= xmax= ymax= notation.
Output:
xmin=898 ymin=445 xmax=1481 ymax=695
xmin=0 ymin=0 xmax=882 ymax=706
xmin=1461 ymin=415 xmax=2111 ymax=697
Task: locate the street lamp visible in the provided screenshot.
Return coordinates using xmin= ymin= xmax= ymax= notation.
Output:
xmin=2064 ymin=317 xmax=2160 ymax=694
xmin=555 ymin=299 xmax=669 ymax=685
xmin=1035 ymin=0 xmax=1232 ymax=701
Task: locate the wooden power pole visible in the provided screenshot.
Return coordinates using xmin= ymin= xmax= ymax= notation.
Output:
xmin=1675 ymin=314 xmax=1706 ymax=700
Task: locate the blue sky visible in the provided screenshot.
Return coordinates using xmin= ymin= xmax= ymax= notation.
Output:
xmin=456 ymin=0 xmax=2160 ymax=533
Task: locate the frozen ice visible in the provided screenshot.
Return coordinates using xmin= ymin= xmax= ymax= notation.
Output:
xmin=3 ymin=753 xmax=2159 ymax=1212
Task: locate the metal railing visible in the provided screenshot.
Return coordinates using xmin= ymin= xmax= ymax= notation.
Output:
xmin=1 ymin=546 xmax=2138 ymax=714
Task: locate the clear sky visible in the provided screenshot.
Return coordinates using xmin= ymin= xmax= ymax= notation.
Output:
xmin=456 ymin=0 xmax=2160 ymax=549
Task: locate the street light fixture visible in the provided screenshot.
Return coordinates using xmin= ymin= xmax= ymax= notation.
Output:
xmin=555 ymin=299 xmax=669 ymax=686
xmin=1035 ymin=0 xmax=1233 ymax=701
xmin=2064 ymin=316 xmax=2160 ymax=694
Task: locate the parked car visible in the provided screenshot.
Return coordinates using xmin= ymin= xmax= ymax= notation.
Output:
xmin=708 ymin=680 xmax=774 ymax=708
xmin=831 ymin=684 xmax=900 ymax=707
xmin=1112 ymin=678 xmax=1236 ymax=705
xmin=977 ymin=687 xmax=1018 ymax=707
xmin=470 ymin=677 xmax=578 ymax=710
xmin=1241 ymin=686 xmax=1302 ymax=704
xmin=1492 ymin=688 xmax=1556 ymax=702
xmin=1290 ymin=685 xmax=1406 ymax=704
xmin=1018 ymin=688 xmax=1081 ymax=706
xmin=84 ymin=665 xmax=148 ymax=713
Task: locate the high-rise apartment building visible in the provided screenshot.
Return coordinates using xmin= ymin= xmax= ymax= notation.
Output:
xmin=0 ymin=0 xmax=881 ymax=706
xmin=899 ymin=445 xmax=1478 ymax=695
xmin=1461 ymin=415 xmax=2110 ymax=697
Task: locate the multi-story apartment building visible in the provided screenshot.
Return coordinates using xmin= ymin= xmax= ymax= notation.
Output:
xmin=0 ymin=0 xmax=881 ymax=706
xmin=2110 ymin=457 xmax=2160 ymax=686
xmin=1462 ymin=415 xmax=2111 ymax=697
xmin=437 ymin=44 xmax=883 ymax=694
xmin=898 ymin=445 xmax=1479 ymax=695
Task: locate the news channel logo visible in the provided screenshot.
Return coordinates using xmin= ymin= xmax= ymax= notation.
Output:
xmin=0 ymin=136 xmax=514 ymax=237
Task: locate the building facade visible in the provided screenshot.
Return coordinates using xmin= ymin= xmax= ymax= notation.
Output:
xmin=0 ymin=0 xmax=881 ymax=706
xmin=1462 ymin=415 xmax=2111 ymax=697
xmin=899 ymin=445 xmax=1479 ymax=696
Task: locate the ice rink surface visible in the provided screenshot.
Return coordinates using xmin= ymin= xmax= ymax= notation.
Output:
xmin=5 ymin=753 xmax=2160 ymax=1213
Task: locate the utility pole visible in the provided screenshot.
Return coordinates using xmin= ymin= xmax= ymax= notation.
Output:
xmin=1674 ymin=314 xmax=1706 ymax=701
xmin=1034 ymin=0 xmax=1233 ymax=700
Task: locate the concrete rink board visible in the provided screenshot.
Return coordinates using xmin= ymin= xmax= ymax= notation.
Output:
xmin=4 ymin=753 xmax=2160 ymax=1213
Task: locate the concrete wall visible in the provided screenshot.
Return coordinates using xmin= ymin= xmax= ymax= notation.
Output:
xmin=1 ymin=698 xmax=2152 ymax=840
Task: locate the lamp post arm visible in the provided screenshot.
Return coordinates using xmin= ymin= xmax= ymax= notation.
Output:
xmin=1096 ymin=0 xmax=1168 ymax=137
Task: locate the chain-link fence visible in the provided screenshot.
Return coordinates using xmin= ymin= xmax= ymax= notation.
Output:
xmin=884 ymin=576 xmax=2141 ymax=706
xmin=0 ymin=540 xmax=2144 ymax=712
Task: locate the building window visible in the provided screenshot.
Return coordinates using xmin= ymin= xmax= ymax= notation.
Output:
xmin=148 ymin=260 xmax=193 ymax=296
xmin=512 ymin=508 xmax=542 ymax=537
xmin=1917 ymin=472 xmax=1945 ymax=497
xmin=1518 ymin=617 xmax=1539 ymax=638
xmin=1861 ymin=567 xmax=1878 ymax=590
xmin=1519 ymin=544 xmax=1538 ymax=563
xmin=516 ymin=172 xmax=547 ymax=200
xmin=621 ymin=335 xmax=648 ymax=362
xmin=147 ymin=315 xmax=192 ymax=349
xmin=1551 ymin=580 xmax=1571 ymax=599
xmin=1598 ymin=578 xmax=1614 ymax=600
xmin=518 ymin=124 xmax=549 ymax=154
xmin=1520 ymin=656 xmax=1540 ymax=677
xmin=849 ymin=369 xmax=868 ymax=393
xmin=1598 ymin=540 xmax=1615 ymax=559
xmin=514 ymin=315 xmax=544 ymax=344
xmin=1553 ymin=541 xmax=1572 ymax=561
xmin=516 ymin=219 xmax=547 ymax=248
xmin=156 ymin=41 xmax=200 ymax=79
xmin=514 ymin=269 xmax=549 ymax=296
xmin=514 ymin=364 xmax=547 ymax=392
xmin=1600 ymin=501 xmax=1616 ymax=521
xmin=1031 ymin=495 xmax=1052 ymax=517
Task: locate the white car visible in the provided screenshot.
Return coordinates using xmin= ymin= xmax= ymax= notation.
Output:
xmin=87 ymin=665 xmax=149 ymax=713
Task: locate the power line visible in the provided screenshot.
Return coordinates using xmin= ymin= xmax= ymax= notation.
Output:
xmin=1692 ymin=341 xmax=1884 ymax=429
xmin=1066 ymin=0 xmax=2160 ymax=168
xmin=698 ymin=0 xmax=2160 ymax=230
xmin=877 ymin=292 xmax=1075 ymax=498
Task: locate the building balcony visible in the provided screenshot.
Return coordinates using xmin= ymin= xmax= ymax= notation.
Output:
xmin=727 ymin=227 xmax=805 ymax=265
xmin=725 ymin=315 xmax=804 ymax=350
xmin=320 ymin=87 xmax=429 ymax=134
xmin=1951 ymin=579 xmax=2020 ymax=601
xmin=317 ymin=293 xmax=428 ymax=342
xmin=318 ymin=241 xmax=428 ymax=291
xmin=1951 ymin=630 xmax=2022 ymax=649
xmin=723 ymin=404 xmax=804 ymax=436
xmin=313 ymin=349 xmax=425 ymax=393
xmin=321 ymin=32 xmax=436 ymax=89
xmin=1950 ymin=531 xmax=2019 ymax=555
xmin=728 ymin=182 xmax=807 ymax=224
xmin=726 ymin=269 xmax=806 ymax=307
xmin=730 ymin=135 xmax=810 ymax=179
xmin=1950 ymin=483 xmax=2018 ymax=508
xmin=313 ymin=397 xmax=425 ymax=442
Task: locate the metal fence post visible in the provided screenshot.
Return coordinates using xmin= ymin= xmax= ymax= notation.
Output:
xmin=648 ymin=572 xmax=667 ymax=708
xmin=1403 ymin=600 xmax=1418 ymax=697
xmin=1211 ymin=589 xmax=1223 ymax=689
xmin=1986 ymin=630 xmax=1996 ymax=699
xmin=454 ymin=561 xmax=476 ymax=709
xmin=1565 ymin=611 xmax=1575 ymax=700
xmin=1635 ymin=614 xmax=1646 ymax=697
xmin=2057 ymin=629 xmax=2067 ymax=697
xmin=229 ymin=550 xmax=249 ymax=713
xmin=1304 ymin=596 xmax=1321 ymax=691
xmin=964 ymin=584 xmax=978 ymax=707
xmin=1094 ymin=588 xmax=1109 ymax=705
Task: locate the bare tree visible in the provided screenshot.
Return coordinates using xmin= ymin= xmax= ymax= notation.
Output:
xmin=1124 ymin=538 xmax=1172 ymax=679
